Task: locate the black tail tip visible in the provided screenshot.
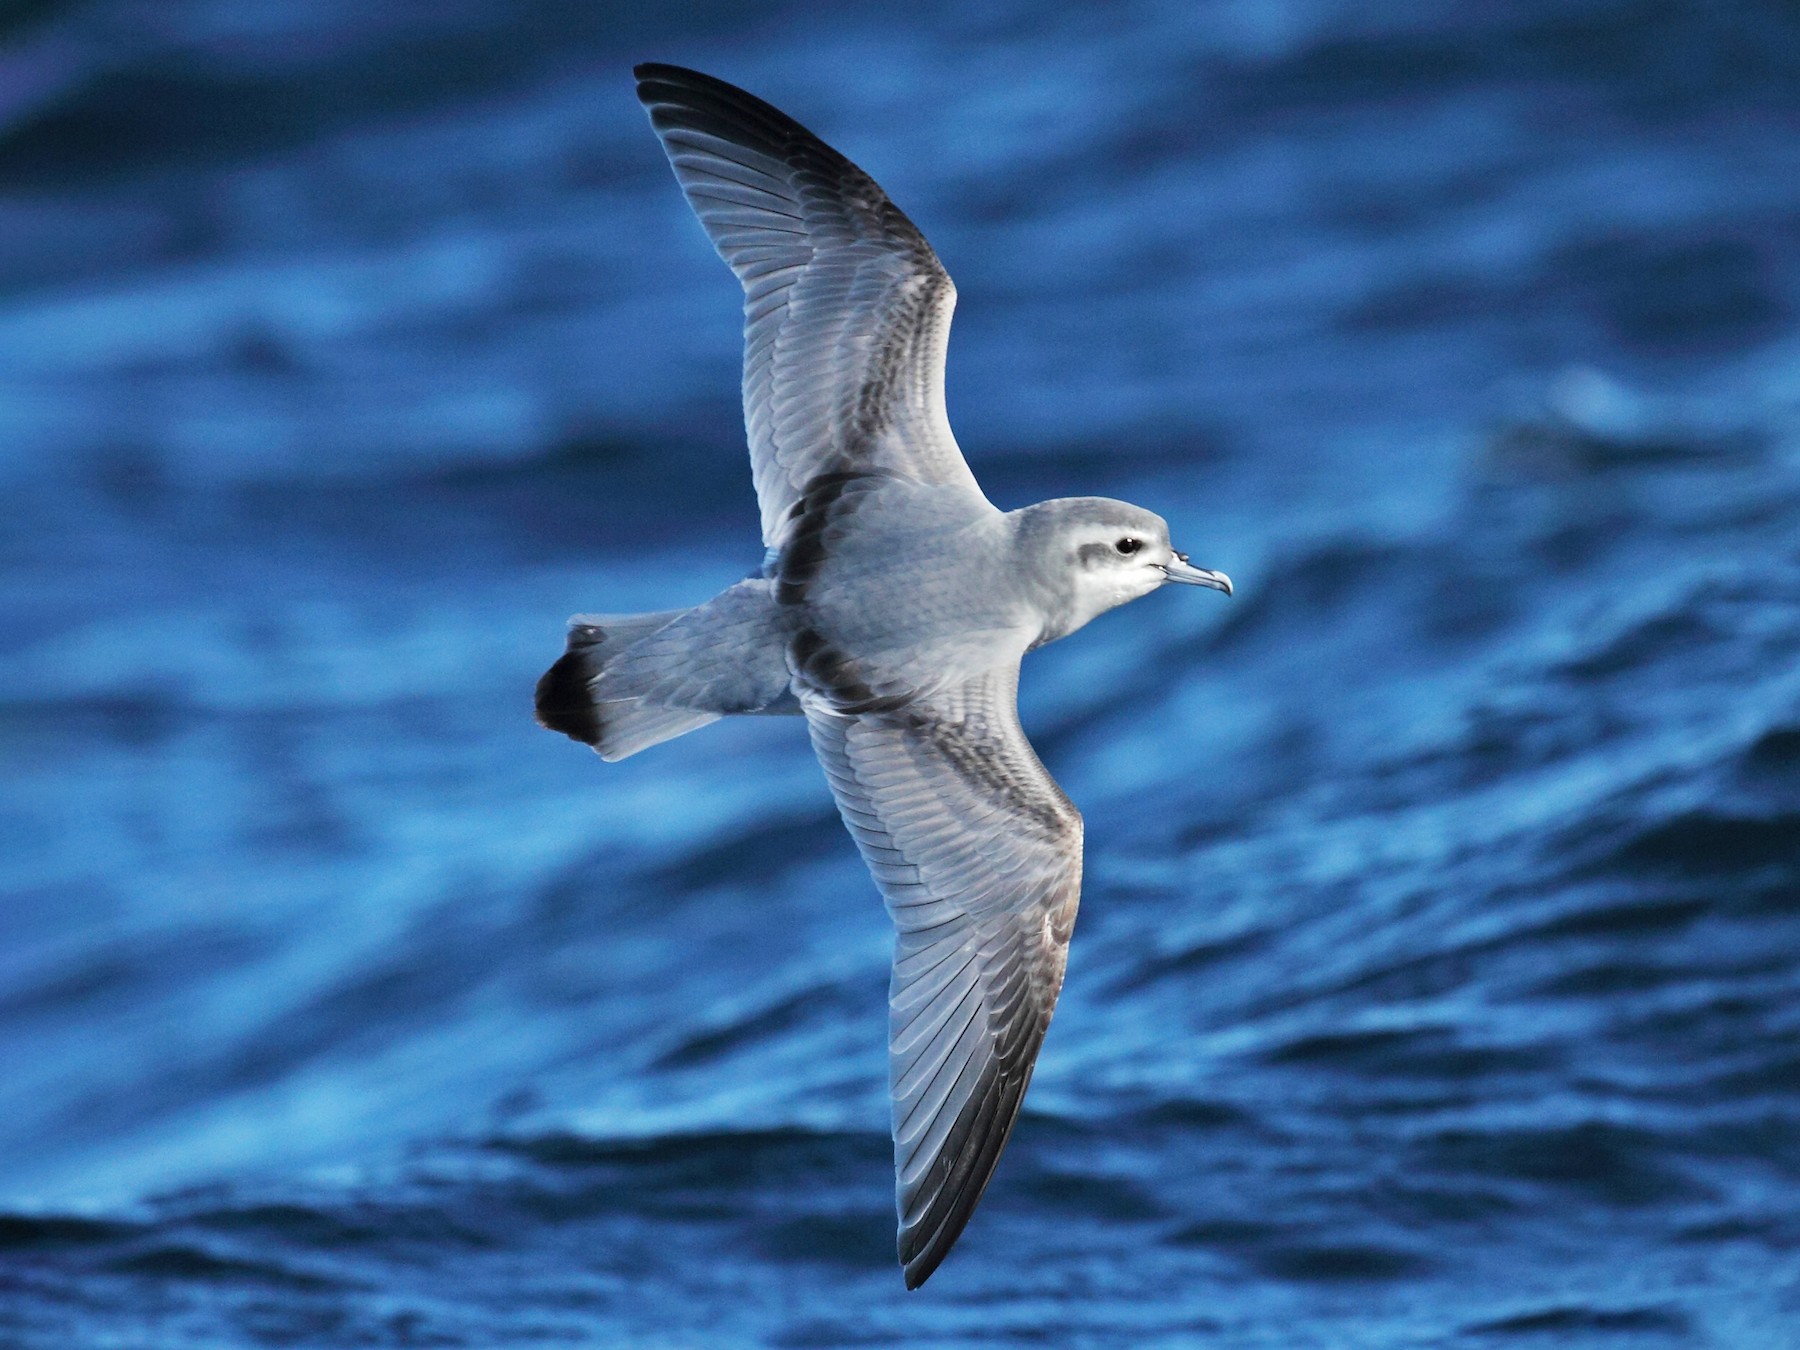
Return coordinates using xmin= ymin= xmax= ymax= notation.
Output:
xmin=534 ymin=646 xmax=603 ymax=746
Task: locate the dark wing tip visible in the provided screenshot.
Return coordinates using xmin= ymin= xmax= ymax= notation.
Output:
xmin=632 ymin=61 xmax=701 ymax=108
xmin=633 ymin=60 xmax=703 ymax=85
xmin=631 ymin=62 xmax=805 ymax=139
xmin=896 ymin=1064 xmax=1036 ymax=1290
xmin=534 ymin=645 xmax=603 ymax=746
xmin=628 ymin=60 xmax=943 ymax=289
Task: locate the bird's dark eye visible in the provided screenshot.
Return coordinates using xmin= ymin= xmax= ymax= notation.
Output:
xmin=1114 ymin=537 xmax=1142 ymax=556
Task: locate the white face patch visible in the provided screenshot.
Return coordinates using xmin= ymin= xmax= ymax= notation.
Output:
xmin=1011 ymin=497 xmax=1181 ymax=645
xmin=1058 ymin=521 xmax=1171 ymax=631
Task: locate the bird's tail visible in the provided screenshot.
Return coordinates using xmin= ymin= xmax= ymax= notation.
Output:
xmin=535 ymin=581 xmax=796 ymax=762
xmin=535 ymin=610 xmax=720 ymax=760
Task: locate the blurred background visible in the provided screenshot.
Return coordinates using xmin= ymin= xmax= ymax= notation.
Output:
xmin=3 ymin=1 xmax=1798 ymax=1345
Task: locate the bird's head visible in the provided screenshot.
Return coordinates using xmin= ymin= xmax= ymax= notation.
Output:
xmin=1016 ymin=497 xmax=1231 ymax=643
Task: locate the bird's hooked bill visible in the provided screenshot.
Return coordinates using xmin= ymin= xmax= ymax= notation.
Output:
xmin=1162 ymin=554 xmax=1233 ymax=594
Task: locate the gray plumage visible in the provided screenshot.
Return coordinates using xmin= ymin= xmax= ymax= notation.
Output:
xmin=537 ymin=63 xmax=1231 ymax=1289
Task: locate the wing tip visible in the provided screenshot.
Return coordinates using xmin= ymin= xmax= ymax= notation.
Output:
xmin=631 ymin=62 xmax=811 ymax=167
xmin=632 ymin=60 xmax=694 ymax=86
xmin=632 ymin=62 xmax=711 ymax=117
xmin=895 ymin=1195 xmax=976 ymax=1290
xmin=633 ymin=62 xmax=699 ymax=103
xmin=892 ymin=1064 xmax=1040 ymax=1290
xmin=632 ymin=61 xmax=774 ymax=119
xmin=902 ymin=1249 xmax=939 ymax=1291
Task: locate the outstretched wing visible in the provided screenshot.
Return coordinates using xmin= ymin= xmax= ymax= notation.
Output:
xmin=635 ymin=63 xmax=986 ymax=548
xmin=805 ymin=664 xmax=1083 ymax=1288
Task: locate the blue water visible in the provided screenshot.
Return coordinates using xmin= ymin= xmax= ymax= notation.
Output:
xmin=3 ymin=2 xmax=1799 ymax=1345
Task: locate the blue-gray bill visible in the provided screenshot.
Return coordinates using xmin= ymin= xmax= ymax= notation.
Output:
xmin=1162 ymin=554 xmax=1233 ymax=594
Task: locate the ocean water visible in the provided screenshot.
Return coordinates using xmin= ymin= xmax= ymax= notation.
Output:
xmin=3 ymin=2 xmax=1799 ymax=1345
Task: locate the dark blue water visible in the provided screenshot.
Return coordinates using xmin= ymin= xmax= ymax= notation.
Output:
xmin=4 ymin=2 xmax=1799 ymax=1344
